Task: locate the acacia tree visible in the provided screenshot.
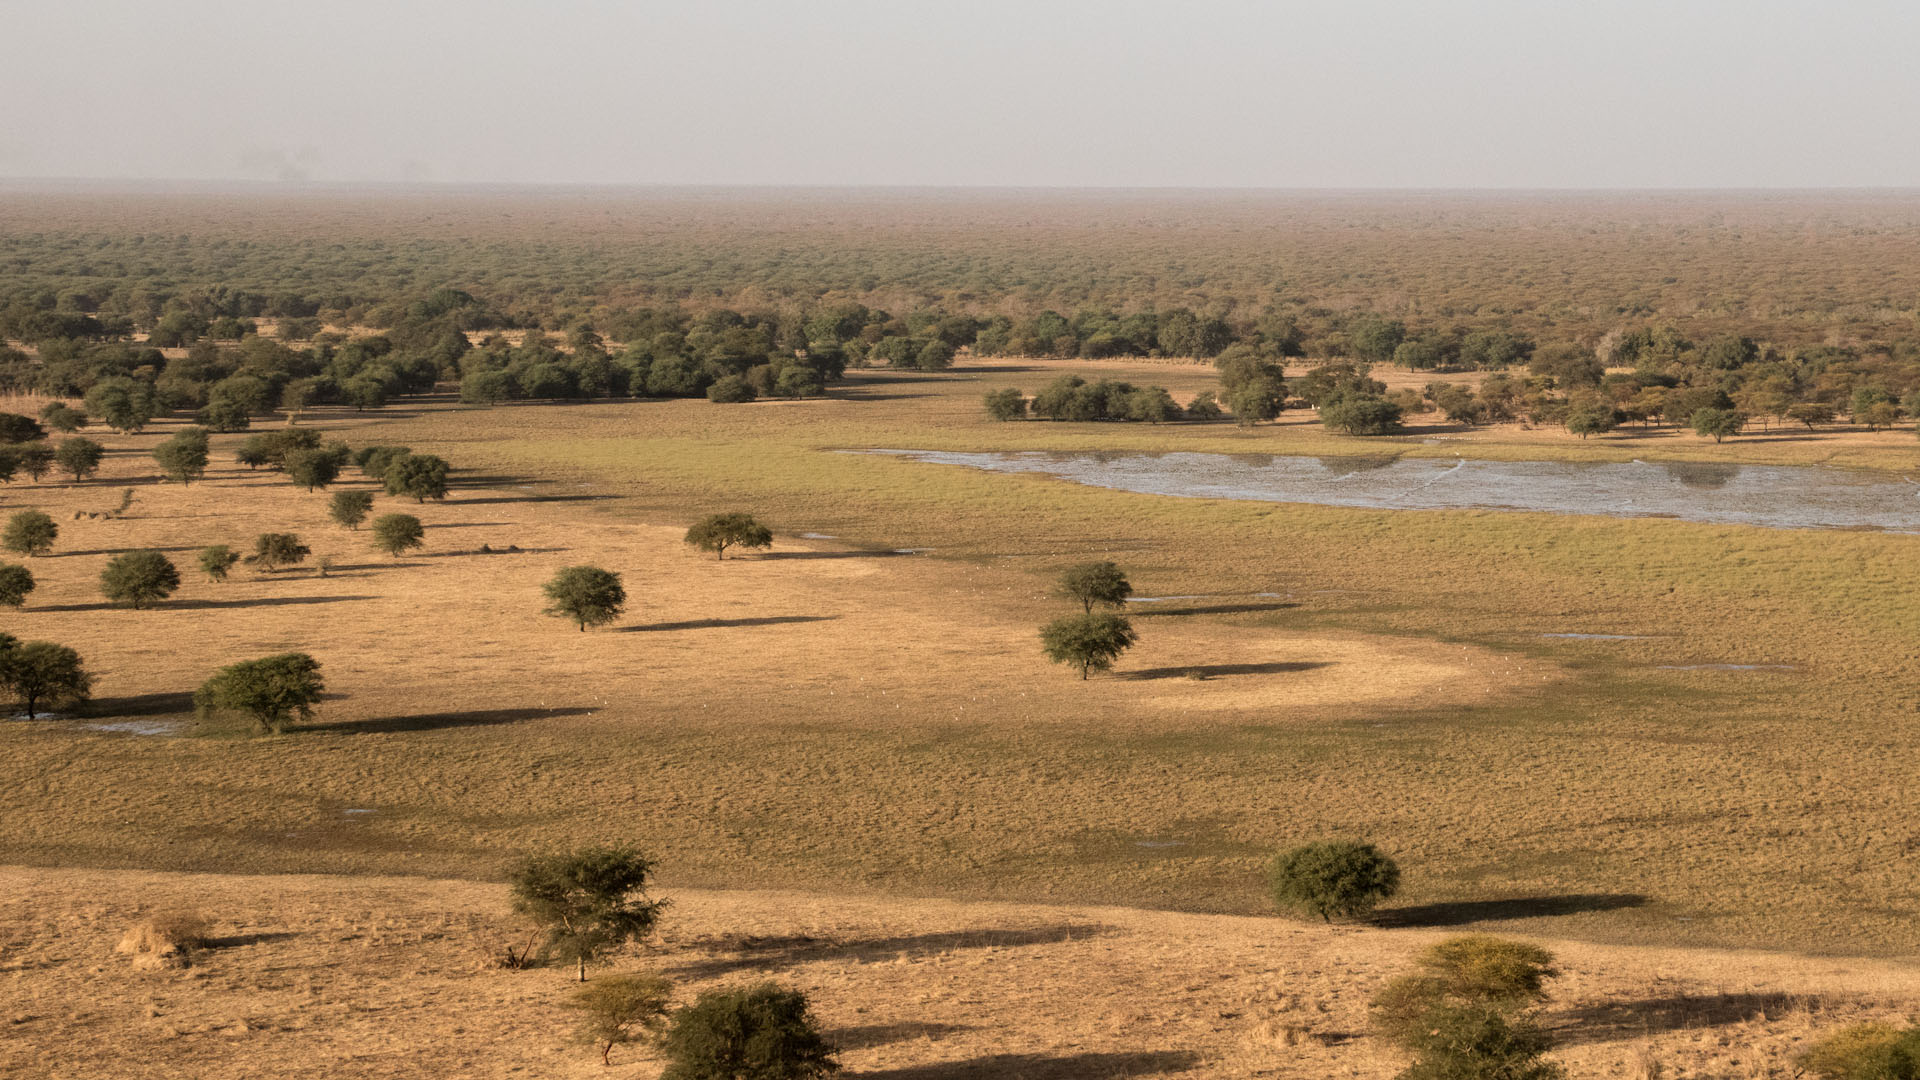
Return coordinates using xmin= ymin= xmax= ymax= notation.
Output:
xmin=567 ymin=974 xmax=674 ymax=1066
xmin=1269 ymin=840 xmax=1401 ymax=921
xmin=152 ymin=426 xmax=211 ymax=484
xmin=248 ymin=532 xmax=310 ymax=572
xmin=683 ymin=513 xmax=773 ymax=560
xmin=284 ymin=448 xmax=341 ymax=492
xmin=54 ymin=437 xmax=105 ymax=481
xmin=0 ymin=639 xmax=94 ymax=720
xmin=39 ymin=403 xmax=84 ymax=433
xmin=510 ymin=847 xmax=668 ymax=980
xmin=659 ymin=984 xmax=840 ymax=1080
xmin=1039 ymin=613 xmax=1138 ymax=679
xmin=17 ymin=444 xmax=54 ymax=482
xmin=3 ymin=511 xmax=57 ymax=557
xmin=1059 ymin=561 xmax=1132 ymax=613
xmin=0 ymin=564 xmax=34 ymax=607
xmin=329 ymin=490 xmax=374 ymax=529
xmin=193 ymin=653 xmax=325 ymax=734
xmin=369 ymin=513 xmax=425 ymax=557
xmin=100 ymin=550 xmax=182 ymax=609
xmin=384 ymin=453 xmax=450 ymax=502
xmin=199 ymin=545 xmax=240 ymax=582
xmin=1690 ymin=407 xmax=1744 ymax=443
xmin=543 ymin=566 xmax=626 ymax=630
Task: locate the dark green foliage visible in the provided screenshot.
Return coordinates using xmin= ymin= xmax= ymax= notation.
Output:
xmin=1690 ymin=407 xmax=1744 ymax=442
xmin=0 ymin=563 xmax=34 ymax=607
xmin=193 ymin=652 xmax=325 ymax=734
xmin=0 ymin=447 xmax=17 ymax=485
xmin=1228 ymin=376 xmax=1288 ymax=426
xmin=355 ymin=444 xmax=412 ymax=479
xmin=983 ymin=387 xmax=1028 ymax=421
xmin=329 ymin=490 xmax=375 ymax=529
xmin=1126 ymin=386 xmax=1182 ymax=423
xmin=0 ymin=639 xmax=93 ymax=720
xmin=54 ymin=437 xmax=105 ymax=480
xmin=152 ymin=426 xmax=210 ymax=483
xmin=510 ymin=847 xmax=668 ymax=979
xmin=3 ymin=510 xmax=57 ymax=556
xmin=543 ymin=565 xmax=626 ymax=630
xmin=100 ymin=550 xmax=181 ymax=609
xmin=1563 ymin=402 xmax=1622 ymax=439
xmin=1028 ymin=375 xmax=1185 ymax=423
xmin=38 ymin=402 xmax=84 ymax=433
xmin=914 ymin=339 xmax=955 ymax=371
xmin=707 ymin=374 xmax=758 ymax=403
xmin=199 ymin=545 xmax=239 ymax=582
xmin=284 ymin=447 xmax=341 ymax=491
xmin=16 ymin=443 xmax=54 ymax=481
xmin=1788 ymin=403 xmax=1835 ymax=429
xmin=1373 ymin=937 xmax=1563 ymax=1080
xmin=248 ymin=532 xmax=310 ymax=572
xmin=569 ymin=973 xmax=674 ymax=1066
xmin=1391 ymin=1006 xmax=1563 ymax=1080
xmin=1059 ymin=561 xmax=1132 ymax=613
xmin=84 ymin=377 xmax=158 ymax=433
xmin=1184 ymin=390 xmax=1224 ymax=421
xmin=1268 ymin=840 xmax=1401 ymax=921
xmin=369 ymin=513 xmax=425 ymax=557
xmin=1321 ymin=394 xmax=1405 ymax=435
xmin=239 ymin=428 xmax=321 ymax=471
xmin=1039 ymin=612 xmax=1138 ymax=679
xmin=684 ymin=513 xmax=773 ymax=560
xmin=1800 ymin=1024 xmax=1920 ymax=1080
xmin=659 ymin=983 xmax=840 ymax=1080
xmin=0 ymin=413 xmax=45 ymax=443
xmin=383 ymin=453 xmax=450 ymax=502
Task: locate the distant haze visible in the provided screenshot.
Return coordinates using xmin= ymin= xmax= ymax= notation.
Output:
xmin=3 ymin=0 xmax=1916 ymax=188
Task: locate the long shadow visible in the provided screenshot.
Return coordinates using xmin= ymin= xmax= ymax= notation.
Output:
xmin=53 ymin=544 xmax=201 ymax=558
xmin=35 ymin=595 xmax=375 ymax=613
xmin=419 ymin=521 xmax=510 ymax=528
xmin=454 ymin=494 xmax=619 ymax=505
xmin=204 ymin=931 xmax=301 ymax=949
xmin=758 ymin=550 xmax=913 ymax=561
xmin=621 ymin=615 xmax=840 ymax=633
xmin=1555 ymin=991 xmax=1825 ymax=1045
xmin=1372 ymin=893 xmax=1649 ymax=929
xmin=83 ymin=691 xmax=194 ymax=717
xmin=418 ymin=546 xmax=568 ymax=557
xmin=302 ymin=705 xmax=598 ymax=735
xmin=832 ymin=1022 xmax=977 ymax=1052
xmin=671 ymin=923 xmax=1110 ymax=981
xmin=855 ymin=1051 xmax=1201 ymax=1079
xmin=325 ymin=562 xmax=431 ymax=573
xmin=1130 ymin=601 xmax=1297 ymax=617
xmin=1118 ymin=661 xmax=1331 ymax=681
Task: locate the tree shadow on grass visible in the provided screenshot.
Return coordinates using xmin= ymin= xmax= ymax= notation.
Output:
xmin=671 ymin=923 xmax=1111 ymax=980
xmin=35 ymin=595 xmax=376 ymax=613
xmin=758 ymin=550 xmax=913 ymax=561
xmin=302 ymin=705 xmax=598 ymax=735
xmin=832 ymin=1022 xmax=977 ymax=1052
xmin=1554 ymin=990 xmax=1828 ymax=1045
xmin=1130 ymin=601 xmax=1297 ymax=617
xmin=1117 ymin=661 xmax=1331 ymax=681
xmin=854 ymin=1050 xmax=1202 ymax=1079
xmin=52 ymin=544 xmax=201 ymax=558
xmin=621 ymin=615 xmax=840 ymax=632
xmin=417 ymin=546 xmax=569 ymax=558
xmin=83 ymin=691 xmax=194 ymax=718
xmin=454 ymin=493 xmax=620 ymax=506
xmin=204 ymin=931 xmax=301 ymax=949
xmin=1372 ymin=893 xmax=1649 ymax=929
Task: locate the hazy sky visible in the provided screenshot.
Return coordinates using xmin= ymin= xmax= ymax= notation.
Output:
xmin=3 ymin=0 xmax=1916 ymax=188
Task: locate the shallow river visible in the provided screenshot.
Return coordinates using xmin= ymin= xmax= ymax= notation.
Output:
xmin=860 ymin=450 xmax=1920 ymax=532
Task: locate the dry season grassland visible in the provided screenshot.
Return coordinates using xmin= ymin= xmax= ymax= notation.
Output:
xmin=6 ymin=355 xmax=1920 ymax=968
xmin=8 ymin=865 xmax=1920 ymax=1080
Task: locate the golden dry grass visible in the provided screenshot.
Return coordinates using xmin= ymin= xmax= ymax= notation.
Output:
xmin=4 ymin=865 xmax=1914 ymax=1080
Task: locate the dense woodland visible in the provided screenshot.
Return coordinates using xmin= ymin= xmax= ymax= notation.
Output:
xmin=6 ymin=187 xmax=1920 ymax=437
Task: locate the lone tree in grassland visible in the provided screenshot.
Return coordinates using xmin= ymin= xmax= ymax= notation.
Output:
xmin=283 ymin=447 xmax=341 ymax=492
xmin=1269 ymin=840 xmax=1401 ymax=922
xmin=4 ymin=511 xmax=57 ymax=557
xmin=54 ymin=437 xmax=105 ymax=481
xmin=329 ymin=490 xmax=375 ymax=530
xmin=193 ymin=653 xmax=325 ymax=734
xmin=1372 ymin=936 xmax=1563 ymax=1080
xmin=1059 ymin=561 xmax=1132 ymax=613
xmin=544 ymin=566 xmax=626 ymax=630
xmin=660 ymin=983 xmax=841 ymax=1080
xmin=248 ymin=532 xmax=310 ymax=572
xmin=1039 ymin=612 xmax=1139 ymax=679
xmin=100 ymin=550 xmax=182 ymax=609
xmin=152 ymin=426 xmax=210 ymax=484
xmin=370 ymin=513 xmax=425 ymax=557
xmin=568 ymin=973 xmax=674 ymax=1066
xmin=510 ymin=848 xmax=668 ymax=981
xmin=0 ymin=638 xmax=94 ymax=720
xmin=683 ymin=513 xmax=773 ymax=560
xmin=0 ymin=564 xmax=34 ymax=607
xmin=199 ymin=545 xmax=239 ymax=582
xmin=384 ymin=453 xmax=450 ymax=502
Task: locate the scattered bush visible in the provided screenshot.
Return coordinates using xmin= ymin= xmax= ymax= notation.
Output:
xmin=355 ymin=444 xmax=411 ymax=480
xmin=684 ymin=513 xmax=773 ymax=560
xmin=329 ymin=490 xmax=375 ymax=530
xmin=384 ymin=453 xmax=450 ymax=502
xmin=0 ymin=563 xmax=33 ymax=607
xmin=543 ymin=566 xmax=626 ymax=630
xmin=1039 ymin=612 xmax=1138 ymax=679
xmin=16 ymin=443 xmax=54 ymax=481
xmin=248 ymin=532 xmax=310 ymax=572
xmin=983 ymin=387 xmax=1028 ymax=421
xmin=1373 ymin=937 xmax=1563 ymax=1080
xmin=1268 ymin=840 xmax=1400 ymax=921
xmin=54 ymin=437 xmax=105 ymax=481
xmin=152 ymin=426 xmax=210 ymax=484
xmin=1800 ymin=1023 xmax=1920 ymax=1080
xmin=568 ymin=973 xmax=674 ymax=1066
xmin=193 ymin=652 xmax=325 ymax=734
xmin=1690 ymin=407 xmax=1744 ymax=442
xmin=511 ymin=847 xmax=669 ymax=980
xmin=707 ymin=374 xmax=758 ymax=403
xmin=100 ymin=550 xmax=182 ymax=609
xmin=284 ymin=447 xmax=342 ymax=491
xmin=1321 ymin=394 xmax=1405 ymax=436
xmin=1058 ymin=561 xmax=1132 ymax=613
xmin=3 ymin=510 xmax=57 ymax=557
xmin=199 ymin=545 xmax=240 ymax=582
xmin=660 ymin=983 xmax=840 ymax=1080
xmin=369 ymin=513 xmax=425 ymax=557
xmin=0 ymin=413 xmax=45 ymax=443
xmin=38 ymin=403 xmax=84 ymax=433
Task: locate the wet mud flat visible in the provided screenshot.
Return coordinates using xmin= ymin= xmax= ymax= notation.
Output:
xmin=858 ymin=450 xmax=1920 ymax=532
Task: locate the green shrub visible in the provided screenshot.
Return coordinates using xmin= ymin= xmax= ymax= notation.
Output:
xmin=684 ymin=513 xmax=773 ymax=560
xmin=983 ymin=387 xmax=1027 ymax=421
xmin=1800 ymin=1024 xmax=1920 ymax=1080
xmin=369 ymin=513 xmax=425 ymax=557
xmin=193 ymin=653 xmax=325 ymax=734
xmin=3 ymin=511 xmax=56 ymax=557
xmin=199 ymin=545 xmax=240 ymax=582
xmin=660 ymin=983 xmax=839 ymax=1080
xmin=511 ymin=847 xmax=668 ymax=980
xmin=100 ymin=550 xmax=182 ymax=609
xmin=1268 ymin=840 xmax=1400 ymax=921
xmin=329 ymin=490 xmax=375 ymax=530
xmin=1039 ymin=612 xmax=1138 ymax=679
xmin=0 ymin=563 xmax=33 ymax=607
xmin=543 ymin=566 xmax=625 ymax=630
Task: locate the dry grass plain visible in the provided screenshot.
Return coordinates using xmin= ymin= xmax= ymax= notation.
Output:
xmin=8 ymin=864 xmax=1920 ymax=1080
xmin=8 ymin=355 xmax=1920 ymax=1076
